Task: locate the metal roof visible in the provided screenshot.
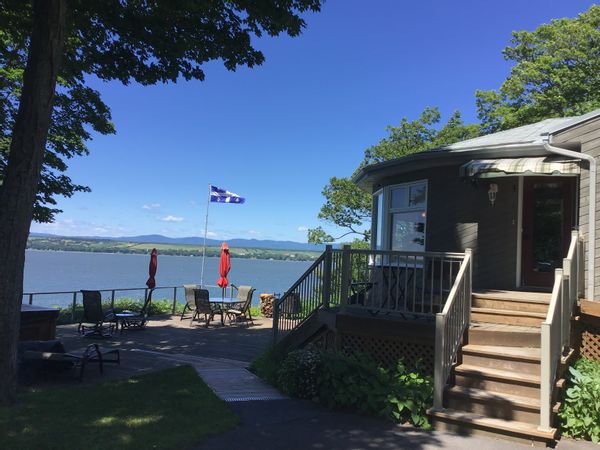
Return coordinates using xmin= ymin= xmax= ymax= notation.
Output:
xmin=354 ymin=108 xmax=600 ymax=189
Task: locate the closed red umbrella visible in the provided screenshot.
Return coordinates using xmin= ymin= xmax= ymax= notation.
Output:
xmin=217 ymin=242 xmax=230 ymax=297
xmin=146 ymin=248 xmax=158 ymax=289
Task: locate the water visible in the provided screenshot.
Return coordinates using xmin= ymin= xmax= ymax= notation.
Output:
xmin=23 ymin=250 xmax=312 ymax=308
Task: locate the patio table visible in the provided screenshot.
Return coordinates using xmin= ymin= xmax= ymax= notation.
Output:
xmin=209 ymin=298 xmax=242 ymax=325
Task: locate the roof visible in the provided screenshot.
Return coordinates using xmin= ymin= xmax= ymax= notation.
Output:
xmin=354 ymin=108 xmax=600 ymax=189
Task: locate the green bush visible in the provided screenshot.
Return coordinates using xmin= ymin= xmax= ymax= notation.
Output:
xmin=277 ymin=347 xmax=321 ymax=399
xmin=252 ymin=347 xmax=433 ymax=428
xmin=249 ymin=347 xmax=282 ymax=386
xmin=56 ymin=297 xmax=184 ymax=324
xmin=559 ymin=358 xmax=600 ymax=443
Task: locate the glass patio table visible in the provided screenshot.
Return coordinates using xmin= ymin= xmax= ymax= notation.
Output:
xmin=209 ymin=298 xmax=241 ymax=325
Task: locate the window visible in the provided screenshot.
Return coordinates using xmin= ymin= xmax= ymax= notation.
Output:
xmin=373 ymin=180 xmax=427 ymax=252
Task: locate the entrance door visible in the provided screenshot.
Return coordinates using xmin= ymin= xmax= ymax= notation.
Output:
xmin=521 ymin=177 xmax=576 ymax=288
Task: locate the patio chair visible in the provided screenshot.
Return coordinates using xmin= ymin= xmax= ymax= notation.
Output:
xmin=18 ymin=340 xmax=120 ymax=382
xmin=226 ymin=284 xmax=256 ymax=325
xmin=191 ymin=288 xmax=214 ymax=327
xmin=78 ymin=290 xmax=117 ymax=337
xmin=115 ymin=289 xmax=153 ymax=332
xmin=180 ymin=284 xmax=197 ymax=320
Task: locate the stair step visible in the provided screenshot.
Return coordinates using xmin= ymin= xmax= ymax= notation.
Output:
xmin=447 ymin=385 xmax=540 ymax=409
xmin=455 ymin=364 xmax=540 ymax=385
xmin=461 ymin=344 xmax=540 ymax=374
xmin=472 ymin=291 xmax=550 ymax=314
xmin=468 ymin=322 xmax=541 ymax=348
xmin=428 ymin=408 xmax=557 ymax=442
xmin=462 ymin=344 xmax=540 ymax=361
xmin=471 ymin=307 xmax=546 ymax=327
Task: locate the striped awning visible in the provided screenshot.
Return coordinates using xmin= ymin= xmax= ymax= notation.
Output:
xmin=459 ymin=157 xmax=581 ymax=178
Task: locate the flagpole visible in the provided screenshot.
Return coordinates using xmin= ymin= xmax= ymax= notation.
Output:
xmin=200 ymin=183 xmax=211 ymax=287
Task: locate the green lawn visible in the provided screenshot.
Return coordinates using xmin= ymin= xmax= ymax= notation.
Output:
xmin=0 ymin=365 xmax=238 ymax=450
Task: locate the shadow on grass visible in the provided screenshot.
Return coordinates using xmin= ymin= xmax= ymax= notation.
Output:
xmin=1 ymin=365 xmax=238 ymax=450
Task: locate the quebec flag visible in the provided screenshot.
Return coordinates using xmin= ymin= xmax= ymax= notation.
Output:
xmin=209 ymin=185 xmax=245 ymax=204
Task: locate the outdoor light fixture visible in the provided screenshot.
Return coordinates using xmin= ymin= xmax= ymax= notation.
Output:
xmin=488 ymin=183 xmax=498 ymax=206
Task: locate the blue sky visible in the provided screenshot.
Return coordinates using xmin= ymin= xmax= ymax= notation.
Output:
xmin=30 ymin=0 xmax=597 ymax=242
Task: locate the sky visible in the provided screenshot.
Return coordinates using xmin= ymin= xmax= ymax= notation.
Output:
xmin=30 ymin=0 xmax=598 ymax=242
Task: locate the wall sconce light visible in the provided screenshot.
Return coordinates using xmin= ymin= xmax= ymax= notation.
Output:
xmin=488 ymin=183 xmax=498 ymax=206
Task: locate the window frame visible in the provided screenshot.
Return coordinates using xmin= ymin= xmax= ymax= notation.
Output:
xmin=372 ymin=179 xmax=428 ymax=252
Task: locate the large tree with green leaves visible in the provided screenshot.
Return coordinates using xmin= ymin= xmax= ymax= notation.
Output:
xmin=477 ymin=5 xmax=600 ymax=133
xmin=0 ymin=0 xmax=322 ymax=405
xmin=308 ymin=108 xmax=479 ymax=243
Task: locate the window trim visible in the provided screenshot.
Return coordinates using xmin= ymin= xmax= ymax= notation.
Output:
xmin=373 ymin=179 xmax=428 ymax=252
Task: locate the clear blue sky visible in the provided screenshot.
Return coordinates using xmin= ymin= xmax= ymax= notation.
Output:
xmin=30 ymin=0 xmax=597 ymax=242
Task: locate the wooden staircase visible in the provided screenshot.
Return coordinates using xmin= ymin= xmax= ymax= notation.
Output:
xmin=429 ymin=290 xmax=566 ymax=445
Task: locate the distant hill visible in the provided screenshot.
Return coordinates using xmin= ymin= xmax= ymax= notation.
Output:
xmin=29 ymin=232 xmax=327 ymax=252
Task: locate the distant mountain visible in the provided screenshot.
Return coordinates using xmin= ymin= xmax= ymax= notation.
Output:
xmin=29 ymin=232 xmax=327 ymax=252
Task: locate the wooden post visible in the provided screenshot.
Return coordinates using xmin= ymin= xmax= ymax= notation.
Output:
xmin=433 ymin=312 xmax=445 ymax=410
xmin=322 ymin=245 xmax=332 ymax=309
xmin=71 ymin=291 xmax=77 ymax=324
xmin=171 ymin=287 xmax=177 ymax=315
xmin=272 ymin=297 xmax=280 ymax=343
xmin=539 ymin=321 xmax=552 ymax=431
xmin=339 ymin=245 xmax=351 ymax=314
xmin=111 ymin=290 xmax=115 ymax=309
xmin=28 ymin=294 xmax=33 ymax=305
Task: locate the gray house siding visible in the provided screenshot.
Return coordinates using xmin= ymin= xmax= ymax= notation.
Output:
xmin=376 ymin=166 xmax=519 ymax=290
xmin=553 ymin=116 xmax=600 ymax=300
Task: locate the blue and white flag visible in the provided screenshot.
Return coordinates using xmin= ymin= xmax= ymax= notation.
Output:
xmin=209 ymin=185 xmax=245 ymax=204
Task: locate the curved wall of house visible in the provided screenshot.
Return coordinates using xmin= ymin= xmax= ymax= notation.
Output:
xmin=376 ymin=166 xmax=519 ymax=290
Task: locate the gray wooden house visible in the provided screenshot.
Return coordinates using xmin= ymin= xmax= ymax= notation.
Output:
xmin=272 ymin=109 xmax=600 ymax=444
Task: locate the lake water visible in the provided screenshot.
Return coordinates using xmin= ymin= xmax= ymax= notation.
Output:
xmin=23 ymin=250 xmax=311 ymax=308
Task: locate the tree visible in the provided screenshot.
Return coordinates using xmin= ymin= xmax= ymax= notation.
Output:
xmin=308 ymin=108 xmax=479 ymax=243
xmin=0 ymin=0 xmax=323 ymax=404
xmin=477 ymin=5 xmax=600 ymax=133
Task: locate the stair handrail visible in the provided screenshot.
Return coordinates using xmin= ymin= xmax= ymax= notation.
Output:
xmin=539 ymin=230 xmax=582 ymax=431
xmin=273 ymin=246 xmax=336 ymax=342
xmin=433 ymin=248 xmax=472 ymax=410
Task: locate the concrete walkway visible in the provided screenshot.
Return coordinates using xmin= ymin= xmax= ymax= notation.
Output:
xmin=195 ymin=399 xmax=598 ymax=450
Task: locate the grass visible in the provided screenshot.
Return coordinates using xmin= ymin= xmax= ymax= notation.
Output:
xmin=0 ymin=365 xmax=239 ymax=450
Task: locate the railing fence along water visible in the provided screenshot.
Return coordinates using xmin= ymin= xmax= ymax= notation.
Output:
xmin=539 ymin=230 xmax=584 ymax=431
xmin=273 ymin=245 xmax=466 ymax=342
xmin=433 ymin=249 xmax=472 ymax=410
xmin=22 ymin=283 xmax=228 ymax=323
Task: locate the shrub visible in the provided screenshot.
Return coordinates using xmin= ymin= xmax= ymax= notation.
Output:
xmin=560 ymin=358 xmax=600 ymax=443
xmin=249 ymin=347 xmax=282 ymax=386
xmin=56 ymin=297 xmax=184 ymax=324
xmin=277 ymin=347 xmax=322 ymax=400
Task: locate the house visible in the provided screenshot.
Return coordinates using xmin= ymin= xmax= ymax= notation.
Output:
xmin=272 ymin=109 xmax=600 ymax=445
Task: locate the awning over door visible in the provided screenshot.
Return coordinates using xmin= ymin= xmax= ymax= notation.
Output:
xmin=459 ymin=156 xmax=581 ymax=178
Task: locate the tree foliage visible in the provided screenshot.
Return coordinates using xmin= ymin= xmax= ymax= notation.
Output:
xmin=0 ymin=0 xmax=322 ymax=222
xmin=308 ymin=108 xmax=479 ymax=243
xmin=476 ymin=5 xmax=600 ymax=133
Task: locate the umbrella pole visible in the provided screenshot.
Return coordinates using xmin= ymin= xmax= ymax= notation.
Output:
xmin=200 ymin=183 xmax=211 ymax=287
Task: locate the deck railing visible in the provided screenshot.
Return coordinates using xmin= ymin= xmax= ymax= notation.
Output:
xmin=21 ymin=283 xmax=227 ymax=323
xmin=433 ymin=249 xmax=472 ymax=409
xmin=273 ymin=245 xmax=467 ymax=342
xmin=539 ymin=230 xmax=584 ymax=431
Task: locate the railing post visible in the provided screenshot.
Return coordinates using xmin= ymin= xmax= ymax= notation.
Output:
xmin=71 ymin=292 xmax=77 ymax=323
xmin=339 ymin=245 xmax=351 ymax=313
xmin=322 ymin=245 xmax=332 ymax=309
xmin=111 ymin=290 xmax=115 ymax=309
xmin=172 ymin=287 xmax=177 ymax=315
xmin=578 ymin=237 xmax=585 ymax=299
xmin=539 ymin=321 xmax=552 ymax=431
xmin=434 ymin=312 xmax=445 ymax=410
xmin=28 ymin=293 xmax=33 ymax=305
xmin=273 ymin=298 xmax=280 ymax=343
xmin=465 ymin=248 xmax=473 ymax=325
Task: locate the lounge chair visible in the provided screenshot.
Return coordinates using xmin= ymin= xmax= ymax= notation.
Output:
xmin=191 ymin=288 xmax=214 ymax=327
xmin=115 ymin=289 xmax=153 ymax=331
xmin=18 ymin=340 xmax=120 ymax=382
xmin=180 ymin=284 xmax=198 ymax=320
xmin=79 ymin=290 xmax=117 ymax=337
xmin=226 ymin=284 xmax=256 ymax=326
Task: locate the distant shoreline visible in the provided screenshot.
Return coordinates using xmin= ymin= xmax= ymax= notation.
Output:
xmin=26 ymin=236 xmax=321 ymax=262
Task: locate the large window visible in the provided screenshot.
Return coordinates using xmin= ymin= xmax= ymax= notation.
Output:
xmin=372 ymin=180 xmax=427 ymax=252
